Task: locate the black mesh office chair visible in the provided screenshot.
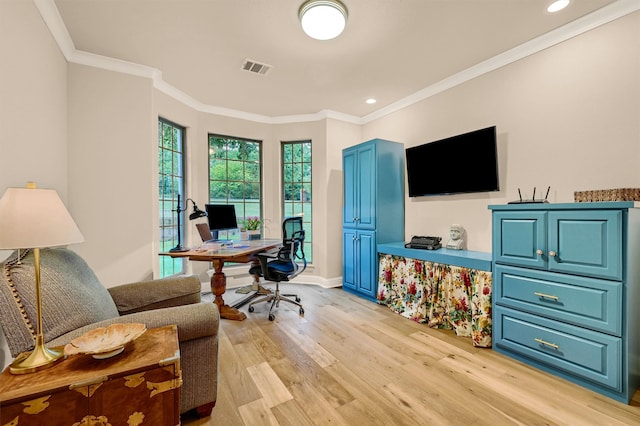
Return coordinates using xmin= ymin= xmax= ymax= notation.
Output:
xmin=248 ymin=217 xmax=306 ymax=321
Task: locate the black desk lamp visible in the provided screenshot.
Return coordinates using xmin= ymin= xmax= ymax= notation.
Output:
xmin=170 ymin=193 xmax=207 ymax=252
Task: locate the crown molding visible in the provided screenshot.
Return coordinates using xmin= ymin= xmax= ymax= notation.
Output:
xmin=35 ymin=0 xmax=639 ymax=126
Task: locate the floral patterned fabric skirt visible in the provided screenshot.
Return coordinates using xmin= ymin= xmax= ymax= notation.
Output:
xmin=377 ymin=254 xmax=492 ymax=347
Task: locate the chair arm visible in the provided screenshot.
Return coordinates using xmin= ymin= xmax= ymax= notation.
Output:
xmin=108 ymin=275 xmax=202 ymax=315
xmin=48 ymin=302 xmax=219 ymax=347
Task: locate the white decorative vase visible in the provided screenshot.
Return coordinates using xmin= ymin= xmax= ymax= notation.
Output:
xmin=248 ymin=230 xmax=261 ymax=240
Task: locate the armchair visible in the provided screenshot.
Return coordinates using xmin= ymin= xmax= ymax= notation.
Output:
xmin=0 ymin=248 xmax=218 ymax=417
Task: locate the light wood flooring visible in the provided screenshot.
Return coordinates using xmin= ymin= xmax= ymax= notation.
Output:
xmin=182 ymin=284 xmax=640 ymax=426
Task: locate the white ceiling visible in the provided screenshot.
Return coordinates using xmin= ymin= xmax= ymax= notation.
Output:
xmin=52 ymin=0 xmax=625 ymax=120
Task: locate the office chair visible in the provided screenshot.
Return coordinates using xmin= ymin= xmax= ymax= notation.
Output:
xmin=247 ymin=217 xmax=306 ymax=321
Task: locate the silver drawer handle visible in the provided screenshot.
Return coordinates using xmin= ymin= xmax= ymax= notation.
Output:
xmin=534 ymin=292 xmax=559 ymax=301
xmin=535 ymin=338 xmax=559 ymax=350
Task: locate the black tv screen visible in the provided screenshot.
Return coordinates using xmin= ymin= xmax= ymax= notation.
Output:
xmin=406 ymin=126 xmax=499 ymax=197
xmin=205 ymin=204 xmax=238 ymax=231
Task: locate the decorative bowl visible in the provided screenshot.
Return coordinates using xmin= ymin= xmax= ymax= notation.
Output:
xmin=64 ymin=323 xmax=147 ymax=359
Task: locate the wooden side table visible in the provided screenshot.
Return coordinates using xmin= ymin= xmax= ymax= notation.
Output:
xmin=0 ymin=325 xmax=181 ymax=426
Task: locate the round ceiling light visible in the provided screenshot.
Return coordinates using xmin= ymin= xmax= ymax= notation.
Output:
xmin=299 ymin=0 xmax=348 ymax=40
xmin=547 ymin=0 xmax=570 ymax=13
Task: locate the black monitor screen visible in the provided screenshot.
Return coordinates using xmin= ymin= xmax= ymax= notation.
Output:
xmin=205 ymin=204 xmax=238 ymax=231
xmin=406 ymin=126 xmax=499 ymax=197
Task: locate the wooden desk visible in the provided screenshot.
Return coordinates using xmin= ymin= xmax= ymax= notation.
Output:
xmin=0 ymin=325 xmax=180 ymax=426
xmin=161 ymin=239 xmax=281 ymax=321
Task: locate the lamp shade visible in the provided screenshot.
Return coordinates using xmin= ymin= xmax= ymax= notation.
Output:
xmin=0 ymin=186 xmax=84 ymax=249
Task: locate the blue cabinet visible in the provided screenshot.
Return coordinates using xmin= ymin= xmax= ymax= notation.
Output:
xmin=490 ymin=202 xmax=640 ymax=403
xmin=342 ymin=139 xmax=404 ymax=301
xmin=493 ymin=209 xmax=622 ymax=280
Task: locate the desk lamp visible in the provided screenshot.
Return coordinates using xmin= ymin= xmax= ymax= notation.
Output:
xmin=170 ymin=193 xmax=207 ymax=252
xmin=0 ymin=182 xmax=84 ymax=374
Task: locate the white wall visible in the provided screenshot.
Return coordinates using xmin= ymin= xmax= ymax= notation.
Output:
xmin=362 ymin=11 xmax=640 ymax=252
xmin=0 ymin=0 xmax=69 ymax=370
xmin=67 ymin=64 xmax=156 ymax=286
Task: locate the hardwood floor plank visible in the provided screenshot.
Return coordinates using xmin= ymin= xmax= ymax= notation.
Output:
xmin=246 ymin=361 xmax=293 ymax=408
xmin=262 ymin=321 xmax=355 ymax=409
xmin=238 ymin=398 xmax=280 ymax=426
xmin=216 ymin=328 xmax=264 ymax=406
xmin=270 ymin=399 xmax=316 ymax=426
xmin=286 ymin=380 xmax=350 ymax=425
xmin=326 ymin=362 xmax=418 ymax=425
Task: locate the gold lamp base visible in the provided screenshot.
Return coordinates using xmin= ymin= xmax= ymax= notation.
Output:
xmin=9 ymin=335 xmax=64 ymax=375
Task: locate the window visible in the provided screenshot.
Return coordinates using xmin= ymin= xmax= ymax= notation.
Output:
xmin=282 ymin=140 xmax=312 ymax=262
xmin=208 ymin=135 xmax=262 ymax=239
xmin=158 ymin=118 xmax=185 ymax=277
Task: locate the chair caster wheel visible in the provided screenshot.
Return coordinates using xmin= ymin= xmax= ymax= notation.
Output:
xmin=295 ymin=297 xmax=301 ymax=302
xmin=299 ymin=308 xmax=304 ymax=315
xmin=268 ymin=314 xmax=275 ymax=321
xmin=248 ymin=306 xmax=254 ymax=312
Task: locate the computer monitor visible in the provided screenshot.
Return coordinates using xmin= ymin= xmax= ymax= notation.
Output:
xmin=205 ymin=204 xmax=238 ymax=240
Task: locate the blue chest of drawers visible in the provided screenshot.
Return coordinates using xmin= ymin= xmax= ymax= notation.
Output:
xmin=489 ymin=202 xmax=640 ymax=403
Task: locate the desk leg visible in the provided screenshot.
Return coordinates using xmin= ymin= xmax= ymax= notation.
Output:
xmin=211 ymin=259 xmax=247 ymax=321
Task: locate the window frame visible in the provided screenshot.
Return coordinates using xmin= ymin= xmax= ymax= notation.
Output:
xmin=158 ymin=117 xmax=186 ymax=277
xmin=207 ymin=134 xmax=263 ymax=240
xmin=281 ymin=140 xmax=312 ymax=263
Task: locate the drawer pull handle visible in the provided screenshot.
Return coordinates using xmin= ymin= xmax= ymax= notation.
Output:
xmin=548 ymin=250 xmax=557 ymax=257
xmin=536 ymin=249 xmax=543 ymax=256
xmin=534 ymin=292 xmax=559 ymax=301
xmin=535 ymin=338 xmax=559 ymax=350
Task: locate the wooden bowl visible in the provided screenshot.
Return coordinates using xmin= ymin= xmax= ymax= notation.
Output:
xmin=64 ymin=323 xmax=147 ymax=359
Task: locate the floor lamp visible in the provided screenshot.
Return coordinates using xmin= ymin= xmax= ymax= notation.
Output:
xmin=0 ymin=182 xmax=84 ymax=374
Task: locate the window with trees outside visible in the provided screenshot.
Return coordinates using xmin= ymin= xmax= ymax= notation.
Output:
xmin=158 ymin=118 xmax=185 ymax=277
xmin=282 ymin=140 xmax=312 ymax=263
xmin=208 ymin=135 xmax=262 ymax=240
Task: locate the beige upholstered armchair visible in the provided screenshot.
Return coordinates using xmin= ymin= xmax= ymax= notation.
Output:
xmin=0 ymin=248 xmax=219 ymax=417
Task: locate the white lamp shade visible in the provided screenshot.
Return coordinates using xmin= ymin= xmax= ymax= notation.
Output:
xmin=0 ymin=187 xmax=84 ymax=249
xmin=299 ymin=0 xmax=348 ymax=40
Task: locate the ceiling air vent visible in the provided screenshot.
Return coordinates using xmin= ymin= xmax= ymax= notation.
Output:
xmin=241 ymin=59 xmax=272 ymax=75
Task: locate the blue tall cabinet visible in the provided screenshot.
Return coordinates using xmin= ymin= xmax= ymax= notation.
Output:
xmin=490 ymin=202 xmax=640 ymax=403
xmin=342 ymin=139 xmax=404 ymax=301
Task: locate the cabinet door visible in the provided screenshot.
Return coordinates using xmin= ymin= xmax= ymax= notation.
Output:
xmin=342 ymin=148 xmax=358 ymax=228
xmin=342 ymin=229 xmax=357 ymax=291
xmin=356 ymin=231 xmax=377 ymax=298
xmin=493 ymin=211 xmax=547 ymax=269
xmin=548 ymin=210 xmax=622 ymax=280
xmin=494 ymin=264 xmax=622 ymax=335
xmin=356 ymin=144 xmax=376 ymax=230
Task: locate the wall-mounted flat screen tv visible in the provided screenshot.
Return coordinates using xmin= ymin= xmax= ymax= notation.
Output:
xmin=406 ymin=126 xmax=499 ymax=197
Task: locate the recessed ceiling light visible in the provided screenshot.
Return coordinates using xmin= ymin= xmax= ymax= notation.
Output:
xmin=299 ymin=0 xmax=348 ymax=40
xmin=365 ymin=98 xmax=377 ymax=104
xmin=547 ymin=0 xmax=570 ymax=13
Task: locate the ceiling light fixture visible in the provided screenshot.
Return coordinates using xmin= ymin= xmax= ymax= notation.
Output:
xmin=299 ymin=0 xmax=348 ymax=41
xmin=547 ymin=0 xmax=570 ymax=13
xmin=365 ymin=98 xmax=377 ymax=105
